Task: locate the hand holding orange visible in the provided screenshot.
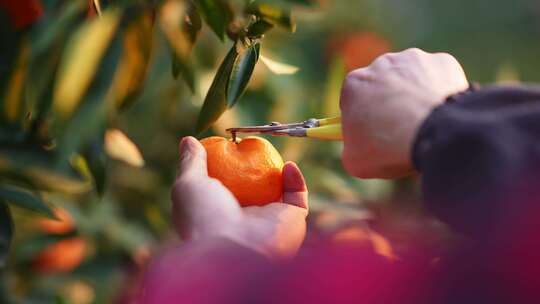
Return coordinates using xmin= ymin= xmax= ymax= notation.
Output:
xmin=200 ymin=136 xmax=284 ymax=207
xmin=172 ymin=136 xmax=308 ymax=257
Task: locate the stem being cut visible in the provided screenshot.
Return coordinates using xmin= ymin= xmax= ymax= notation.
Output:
xmin=230 ymin=131 xmax=238 ymax=144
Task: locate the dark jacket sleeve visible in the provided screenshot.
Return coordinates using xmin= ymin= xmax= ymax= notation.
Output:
xmin=412 ymin=85 xmax=540 ymax=239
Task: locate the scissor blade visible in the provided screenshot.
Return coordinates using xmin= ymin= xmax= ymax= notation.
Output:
xmin=226 ymin=122 xmax=305 ymax=134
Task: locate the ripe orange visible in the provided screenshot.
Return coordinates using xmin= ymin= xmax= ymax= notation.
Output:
xmin=200 ymin=136 xmax=284 ymax=207
xmin=34 ymin=237 xmax=87 ymax=273
xmin=37 ymin=207 xmax=74 ymax=235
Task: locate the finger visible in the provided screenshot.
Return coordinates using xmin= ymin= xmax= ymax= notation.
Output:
xmin=282 ymin=161 xmax=309 ymax=210
xmin=178 ymin=136 xmax=208 ymax=178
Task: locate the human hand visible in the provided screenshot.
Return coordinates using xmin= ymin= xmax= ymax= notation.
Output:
xmin=171 ymin=137 xmax=309 ymax=259
xmin=340 ymin=48 xmax=469 ymax=178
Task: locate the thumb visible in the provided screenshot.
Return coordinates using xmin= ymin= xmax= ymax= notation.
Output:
xmin=282 ymin=161 xmax=309 ymax=210
xmin=178 ymin=136 xmax=208 ymax=178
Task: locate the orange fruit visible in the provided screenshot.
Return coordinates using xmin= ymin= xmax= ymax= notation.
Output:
xmin=34 ymin=237 xmax=87 ymax=273
xmin=200 ymin=136 xmax=284 ymax=207
xmin=37 ymin=207 xmax=75 ymax=235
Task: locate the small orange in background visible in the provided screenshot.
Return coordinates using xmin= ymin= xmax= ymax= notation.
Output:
xmin=327 ymin=32 xmax=391 ymax=71
xmin=34 ymin=237 xmax=87 ymax=273
xmin=333 ymin=225 xmax=396 ymax=260
xmin=37 ymin=207 xmax=75 ymax=235
xmin=200 ymin=136 xmax=284 ymax=207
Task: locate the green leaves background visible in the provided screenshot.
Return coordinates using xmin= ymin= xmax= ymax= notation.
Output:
xmin=0 ymin=0 xmax=304 ymax=283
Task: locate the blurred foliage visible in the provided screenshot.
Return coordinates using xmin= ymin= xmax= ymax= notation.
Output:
xmin=1 ymin=0 xmax=540 ymax=302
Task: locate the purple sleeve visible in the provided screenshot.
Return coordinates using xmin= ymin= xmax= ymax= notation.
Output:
xmin=141 ymin=237 xmax=269 ymax=304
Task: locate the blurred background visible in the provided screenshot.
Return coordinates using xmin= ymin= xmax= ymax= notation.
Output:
xmin=1 ymin=0 xmax=540 ymax=302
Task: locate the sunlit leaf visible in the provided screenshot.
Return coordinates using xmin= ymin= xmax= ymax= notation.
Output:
xmin=104 ymin=129 xmax=145 ymax=167
xmin=2 ymin=39 xmax=29 ymax=124
xmin=0 ymin=185 xmax=55 ymax=218
xmin=92 ymin=0 xmax=103 ymax=16
xmin=53 ymin=9 xmax=122 ymax=119
xmin=227 ymin=42 xmax=260 ymax=108
xmin=195 ymin=0 xmax=232 ymax=41
xmin=55 ymin=12 xmax=125 ymax=162
xmin=247 ymin=19 xmax=274 ymax=38
xmin=28 ymin=0 xmax=87 ymax=125
xmin=246 ymin=3 xmax=296 ymax=32
xmin=160 ymin=0 xmax=188 ymax=57
xmin=0 ymin=203 xmax=13 ymax=268
xmin=109 ymin=11 xmax=154 ymax=110
xmin=260 ymin=54 xmax=299 ymax=74
xmin=196 ymin=44 xmax=238 ymax=134
xmin=0 ymin=15 xmax=23 ymax=124
xmin=71 ymin=154 xmax=93 ymax=183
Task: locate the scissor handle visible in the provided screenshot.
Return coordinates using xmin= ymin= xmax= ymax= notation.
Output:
xmin=317 ymin=116 xmax=341 ymax=126
xmin=306 ymin=122 xmax=343 ymax=140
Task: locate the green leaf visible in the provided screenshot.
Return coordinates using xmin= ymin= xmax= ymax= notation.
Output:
xmin=27 ymin=2 xmax=87 ymax=128
xmin=53 ymin=8 xmax=122 ymax=120
xmin=55 ymin=15 xmax=125 ymax=162
xmin=162 ymin=1 xmax=200 ymax=92
xmin=246 ymin=3 xmax=296 ymax=32
xmin=14 ymin=233 xmax=69 ymax=261
xmin=55 ymin=295 xmax=69 ymax=304
xmin=0 ymin=11 xmax=23 ymax=117
xmin=185 ymin=1 xmax=203 ymax=43
xmin=0 ymin=147 xmax=89 ymax=194
xmin=32 ymin=0 xmax=87 ymax=57
xmin=227 ymin=42 xmax=260 ymax=108
xmin=83 ymin=136 xmax=107 ymax=196
xmin=0 ymin=203 xmax=13 ymax=268
xmin=110 ymin=11 xmax=154 ymax=110
xmin=1 ymin=39 xmax=29 ymax=125
xmin=247 ymin=19 xmax=274 ymax=38
xmin=196 ymin=44 xmax=239 ymax=134
xmin=0 ymin=185 xmax=55 ymax=218
xmin=259 ymin=54 xmax=299 ymax=74
xmin=195 ymin=0 xmax=232 ymax=41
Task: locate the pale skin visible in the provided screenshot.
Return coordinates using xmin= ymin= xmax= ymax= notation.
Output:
xmin=171 ymin=48 xmax=469 ymax=258
xmin=341 ymin=48 xmax=469 ymax=178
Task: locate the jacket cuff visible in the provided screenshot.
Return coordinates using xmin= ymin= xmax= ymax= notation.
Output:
xmin=411 ymin=84 xmax=478 ymax=171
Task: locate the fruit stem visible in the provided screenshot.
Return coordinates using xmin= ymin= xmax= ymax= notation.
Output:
xmin=231 ymin=131 xmax=238 ymax=144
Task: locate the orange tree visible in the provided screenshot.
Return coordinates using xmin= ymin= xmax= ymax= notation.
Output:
xmin=0 ymin=0 xmax=310 ymax=286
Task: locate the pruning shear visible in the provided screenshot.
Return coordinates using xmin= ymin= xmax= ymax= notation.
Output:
xmin=226 ymin=116 xmax=343 ymax=141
